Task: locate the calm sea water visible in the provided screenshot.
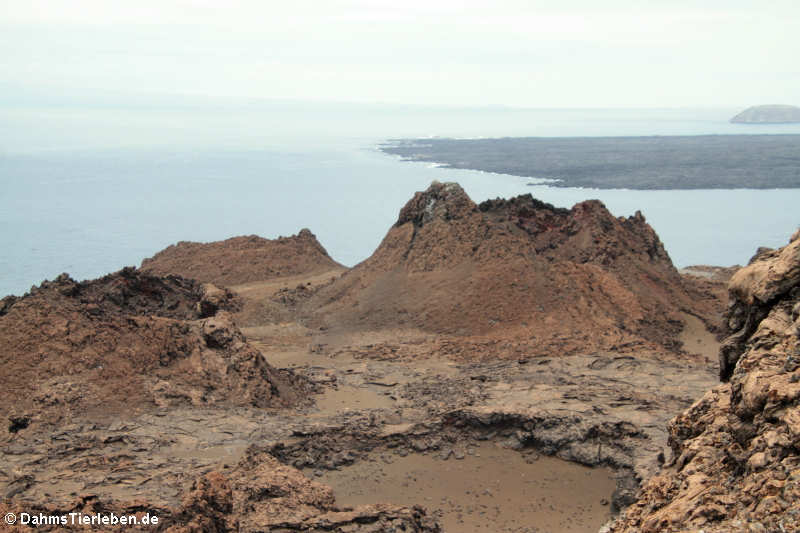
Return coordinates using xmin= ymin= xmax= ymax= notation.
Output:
xmin=2 ymin=104 xmax=799 ymax=296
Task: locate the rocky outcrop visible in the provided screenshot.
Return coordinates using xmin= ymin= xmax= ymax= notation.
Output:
xmin=164 ymin=450 xmax=440 ymax=533
xmin=141 ymin=229 xmax=341 ymax=286
xmin=610 ymin=229 xmax=800 ymax=532
xmin=0 ymin=269 xmax=308 ymax=431
xmin=720 ymin=235 xmax=800 ymax=380
xmin=309 ymin=181 xmax=720 ymax=357
xmin=0 ymin=267 xmax=239 ymax=320
xmin=731 ymin=104 xmax=800 ymax=124
xmin=167 ymin=472 xmax=236 ymax=532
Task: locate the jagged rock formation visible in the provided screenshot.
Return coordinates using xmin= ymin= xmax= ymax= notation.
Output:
xmin=610 ymin=229 xmax=800 ymax=532
xmin=731 ymin=104 xmax=800 ymax=124
xmin=309 ymin=181 xmax=719 ymax=357
xmin=0 ymin=268 xmax=307 ymax=430
xmin=141 ymin=229 xmax=341 ymax=286
xmin=720 ymin=235 xmax=800 ymax=380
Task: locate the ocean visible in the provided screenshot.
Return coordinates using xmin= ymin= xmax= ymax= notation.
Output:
xmin=2 ymin=103 xmax=799 ymax=297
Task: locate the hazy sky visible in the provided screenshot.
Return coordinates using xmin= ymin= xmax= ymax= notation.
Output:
xmin=2 ymin=0 xmax=799 ymax=108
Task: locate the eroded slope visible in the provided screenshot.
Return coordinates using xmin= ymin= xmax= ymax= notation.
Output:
xmin=141 ymin=229 xmax=341 ymax=286
xmin=309 ymin=181 xmax=719 ymax=358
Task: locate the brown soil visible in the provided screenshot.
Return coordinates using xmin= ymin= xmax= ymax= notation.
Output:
xmin=141 ymin=228 xmax=342 ymax=286
xmin=677 ymin=312 xmax=720 ymax=367
xmin=320 ymin=442 xmax=616 ymax=533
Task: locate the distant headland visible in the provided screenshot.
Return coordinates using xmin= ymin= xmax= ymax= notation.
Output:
xmin=380 ymin=134 xmax=800 ymax=189
xmin=730 ymin=104 xmax=800 ymax=124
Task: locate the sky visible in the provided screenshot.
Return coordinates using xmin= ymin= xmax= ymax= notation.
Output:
xmin=1 ymin=0 xmax=799 ymax=108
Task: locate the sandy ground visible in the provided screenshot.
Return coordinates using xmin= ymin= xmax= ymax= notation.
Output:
xmin=320 ymin=441 xmax=615 ymax=533
xmin=678 ymin=311 xmax=721 ymax=366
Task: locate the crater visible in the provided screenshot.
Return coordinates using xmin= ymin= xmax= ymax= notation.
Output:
xmin=317 ymin=441 xmax=616 ymax=533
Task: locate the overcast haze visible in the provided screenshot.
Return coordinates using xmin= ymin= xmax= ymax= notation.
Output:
xmin=2 ymin=0 xmax=799 ymax=108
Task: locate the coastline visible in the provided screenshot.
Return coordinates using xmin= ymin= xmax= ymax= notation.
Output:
xmin=380 ymin=134 xmax=800 ymax=190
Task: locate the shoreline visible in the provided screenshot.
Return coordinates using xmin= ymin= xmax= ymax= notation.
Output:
xmin=380 ymin=133 xmax=800 ymax=190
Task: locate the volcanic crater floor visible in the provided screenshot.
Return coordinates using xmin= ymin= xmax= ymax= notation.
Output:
xmin=317 ymin=441 xmax=616 ymax=533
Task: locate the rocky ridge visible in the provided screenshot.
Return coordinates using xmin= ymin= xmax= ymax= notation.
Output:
xmin=610 ymin=229 xmax=800 ymax=532
xmin=141 ymin=229 xmax=340 ymax=286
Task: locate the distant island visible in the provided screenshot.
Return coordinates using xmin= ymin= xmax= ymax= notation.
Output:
xmin=731 ymin=104 xmax=800 ymax=124
xmin=380 ymin=134 xmax=800 ymax=190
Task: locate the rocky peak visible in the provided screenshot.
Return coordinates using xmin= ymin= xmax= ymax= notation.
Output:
xmin=312 ymin=181 xmax=715 ymax=354
xmin=396 ymin=181 xmax=476 ymax=227
xmin=478 ymin=193 xmax=568 ymax=217
xmin=296 ymin=227 xmax=318 ymax=243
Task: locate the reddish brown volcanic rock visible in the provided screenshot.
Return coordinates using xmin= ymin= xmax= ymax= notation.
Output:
xmin=0 ymin=268 xmax=307 ymax=429
xmin=610 ymin=230 xmax=800 ymax=533
xmin=309 ymin=181 xmax=718 ymax=358
xmin=0 ymin=453 xmax=440 ymax=533
xmin=141 ymin=229 xmax=341 ymax=286
xmin=165 ymin=450 xmax=440 ymax=533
